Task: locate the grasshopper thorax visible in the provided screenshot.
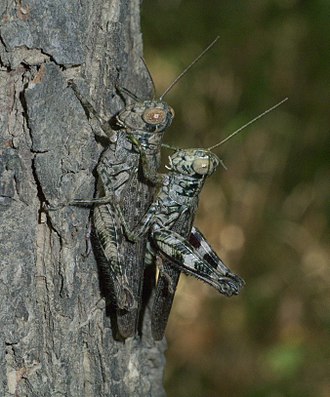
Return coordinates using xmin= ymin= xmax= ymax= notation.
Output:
xmin=168 ymin=149 xmax=220 ymax=176
xmin=116 ymin=100 xmax=174 ymax=133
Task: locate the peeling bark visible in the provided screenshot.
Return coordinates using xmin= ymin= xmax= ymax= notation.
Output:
xmin=0 ymin=1 xmax=166 ymax=396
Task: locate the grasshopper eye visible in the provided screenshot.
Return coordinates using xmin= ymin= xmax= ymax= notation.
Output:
xmin=192 ymin=157 xmax=210 ymax=175
xmin=169 ymin=107 xmax=175 ymax=118
xmin=142 ymin=108 xmax=166 ymax=125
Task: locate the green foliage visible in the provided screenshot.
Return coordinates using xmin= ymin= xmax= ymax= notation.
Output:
xmin=142 ymin=1 xmax=330 ymax=396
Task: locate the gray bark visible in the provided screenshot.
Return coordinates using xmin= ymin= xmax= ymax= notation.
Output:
xmin=0 ymin=1 xmax=166 ymax=396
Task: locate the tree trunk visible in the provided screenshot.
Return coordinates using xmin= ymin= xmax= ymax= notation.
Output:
xmin=0 ymin=1 xmax=166 ymax=396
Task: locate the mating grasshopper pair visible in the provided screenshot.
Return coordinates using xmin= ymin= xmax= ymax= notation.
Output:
xmin=70 ymin=39 xmax=286 ymax=340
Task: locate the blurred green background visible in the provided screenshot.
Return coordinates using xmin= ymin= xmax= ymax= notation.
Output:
xmin=141 ymin=1 xmax=329 ymax=396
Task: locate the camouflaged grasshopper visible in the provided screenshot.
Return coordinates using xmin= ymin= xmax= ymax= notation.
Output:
xmin=121 ymin=98 xmax=288 ymax=340
xmin=70 ymin=38 xmax=220 ymax=338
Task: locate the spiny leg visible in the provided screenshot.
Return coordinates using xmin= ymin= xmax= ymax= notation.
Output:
xmin=69 ymin=81 xmax=113 ymax=138
xmin=189 ymin=226 xmax=245 ymax=289
xmin=126 ymin=134 xmax=164 ymax=185
xmin=151 ymin=228 xmax=244 ymax=296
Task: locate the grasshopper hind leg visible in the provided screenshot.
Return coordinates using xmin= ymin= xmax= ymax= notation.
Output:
xmin=152 ymin=228 xmax=244 ymax=296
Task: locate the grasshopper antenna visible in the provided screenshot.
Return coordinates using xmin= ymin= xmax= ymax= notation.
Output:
xmin=208 ymin=97 xmax=288 ymax=151
xmin=162 ymin=143 xmax=178 ymax=151
xmin=140 ymin=56 xmax=156 ymax=98
xmin=115 ymin=85 xmax=142 ymax=102
xmin=159 ymin=36 xmax=220 ymax=101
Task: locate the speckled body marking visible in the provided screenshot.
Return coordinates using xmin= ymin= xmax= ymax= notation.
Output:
xmin=121 ymin=148 xmax=245 ymax=340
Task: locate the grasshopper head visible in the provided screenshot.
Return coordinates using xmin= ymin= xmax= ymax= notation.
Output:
xmin=168 ymin=148 xmax=220 ymax=176
xmin=116 ymin=100 xmax=174 ymax=133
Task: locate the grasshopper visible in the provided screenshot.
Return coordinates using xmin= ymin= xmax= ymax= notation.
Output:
xmin=70 ymin=38 xmax=220 ymax=338
xmin=69 ymin=83 xmax=174 ymax=338
xmin=120 ymin=146 xmax=244 ymax=340
xmin=120 ymin=98 xmax=288 ymax=340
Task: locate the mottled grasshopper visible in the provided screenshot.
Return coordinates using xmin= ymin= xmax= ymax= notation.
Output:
xmin=70 ymin=38 xmax=220 ymax=338
xmin=122 ymin=98 xmax=288 ymax=339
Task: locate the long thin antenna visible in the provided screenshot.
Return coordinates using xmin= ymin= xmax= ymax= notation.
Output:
xmin=159 ymin=36 xmax=220 ymax=101
xmin=162 ymin=143 xmax=178 ymax=151
xmin=115 ymin=85 xmax=142 ymax=102
xmin=140 ymin=56 xmax=156 ymax=98
xmin=208 ymin=97 xmax=288 ymax=151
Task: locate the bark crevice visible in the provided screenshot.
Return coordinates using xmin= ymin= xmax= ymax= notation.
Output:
xmin=0 ymin=1 xmax=166 ymax=396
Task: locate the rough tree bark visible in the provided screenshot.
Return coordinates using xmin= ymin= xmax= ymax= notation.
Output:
xmin=0 ymin=1 xmax=166 ymax=396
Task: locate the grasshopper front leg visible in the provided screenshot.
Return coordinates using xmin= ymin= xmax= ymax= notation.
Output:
xmin=126 ymin=134 xmax=164 ymax=186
